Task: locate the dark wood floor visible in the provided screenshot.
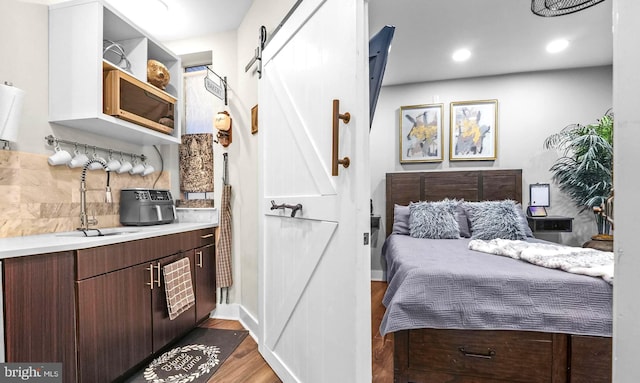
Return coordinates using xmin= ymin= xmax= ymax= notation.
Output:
xmin=372 ymin=281 xmax=394 ymax=383
xmin=203 ymin=281 xmax=392 ymax=382
xmin=199 ymin=318 xmax=282 ymax=383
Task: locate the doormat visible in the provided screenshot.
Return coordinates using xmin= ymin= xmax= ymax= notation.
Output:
xmin=125 ymin=328 xmax=249 ymax=383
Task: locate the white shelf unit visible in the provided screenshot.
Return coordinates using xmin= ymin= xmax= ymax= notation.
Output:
xmin=49 ymin=0 xmax=182 ymax=145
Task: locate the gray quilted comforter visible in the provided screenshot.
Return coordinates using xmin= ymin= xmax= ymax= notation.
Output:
xmin=380 ymin=235 xmax=612 ymax=337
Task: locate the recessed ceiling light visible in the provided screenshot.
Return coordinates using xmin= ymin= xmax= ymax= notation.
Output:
xmin=546 ymin=39 xmax=569 ymax=53
xmin=452 ymin=49 xmax=471 ymax=62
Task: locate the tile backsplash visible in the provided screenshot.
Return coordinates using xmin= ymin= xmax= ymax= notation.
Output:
xmin=0 ymin=150 xmax=170 ymax=238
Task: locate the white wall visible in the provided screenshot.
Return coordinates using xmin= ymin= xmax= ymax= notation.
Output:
xmin=612 ymin=0 xmax=640 ymax=381
xmin=370 ymin=66 xmax=613 ymax=275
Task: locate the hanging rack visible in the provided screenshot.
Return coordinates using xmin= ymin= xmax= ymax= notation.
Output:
xmin=44 ymin=135 xmax=146 ymax=162
xmin=204 ymin=66 xmax=228 ymax=106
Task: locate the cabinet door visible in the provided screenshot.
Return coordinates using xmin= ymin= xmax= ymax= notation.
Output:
xmin=4 ymin=252 xmax=77 ymax=383
xmin=194 ymin=244 xmax=216 ymax=321
xmin=151 ymin=252 xmax=196 ymax=352
xmin=76 ymin=263 xmax=152 ymax=383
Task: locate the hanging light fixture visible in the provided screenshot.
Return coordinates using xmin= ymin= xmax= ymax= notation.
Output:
xmin=531 ymin=0 xmax=606 ymax=17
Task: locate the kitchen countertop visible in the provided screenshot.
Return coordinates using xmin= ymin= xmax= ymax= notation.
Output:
xmin=0 ymin=222 xmax=216 ymax=259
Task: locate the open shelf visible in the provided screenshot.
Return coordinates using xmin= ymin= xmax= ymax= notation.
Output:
xmin=49 ymin=0 xmax=182 ymax=146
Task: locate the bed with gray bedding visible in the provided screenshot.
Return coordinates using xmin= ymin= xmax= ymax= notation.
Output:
xmin=381 ymin=235 xmax=612 ymax=337
xmin=384 ymin=170 xmax=613 ymax=383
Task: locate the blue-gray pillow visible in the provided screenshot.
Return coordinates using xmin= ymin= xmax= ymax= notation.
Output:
xmin=409 ymin=199 xmax=460 ymax=239
xmin=463 ymin=200 xmax=528 ymax=240
xmin=455 ymin=204 xmax=471 ymax=238
xmin=392 ymin=204 xmax=410 ymax=235
xmin=515 ymin=203 xmax=534 ymax=237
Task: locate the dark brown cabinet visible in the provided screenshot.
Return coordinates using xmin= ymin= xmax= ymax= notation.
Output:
xmin=3 ymin=227 xmax=215 ymax=383
xmin=194 ymin=244 xmax=216 ymax=322
xmin=76 ymin=263 xmax=153 ymax=383
xmin=3 ymin=251 xmax=77 ymax=383
xmin=151 ymin=252 xmax=196 ymax=352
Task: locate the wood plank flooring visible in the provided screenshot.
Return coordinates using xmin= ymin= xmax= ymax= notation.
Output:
xmin=372 ymin=281 xmax=394 ymax=383
xmin=198 ymin=318 xmax=281 ymax=383
xmin=202 ymin=281 xmax=392 ymax=382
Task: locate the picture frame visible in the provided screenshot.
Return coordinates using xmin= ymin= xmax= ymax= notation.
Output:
xmin=449 ymin=99 xmax=498 ymax=161
xmin=251 ymin=104 xmax=259 ymax=134
xmin=399 ymin=103 xmax=444 ymax=163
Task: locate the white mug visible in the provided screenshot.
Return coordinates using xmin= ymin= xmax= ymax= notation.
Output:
xmin=117 ymin=160 xmax=133 ymax=174
xmin=129 ymin=162 xmax=145 ymax=175
xmin=142 ymin=164 xmax=155 ymax=176
xmin=48 ymin=146 xmax=72 ymax=166
xmin=68 ymin=151 xmax=89 ymax=168
xmin=106 ymin=158 xmax=121 ymax=172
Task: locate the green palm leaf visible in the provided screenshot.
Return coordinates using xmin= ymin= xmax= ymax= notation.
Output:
xmin=544 ymin=110 xmax=613 ymax=213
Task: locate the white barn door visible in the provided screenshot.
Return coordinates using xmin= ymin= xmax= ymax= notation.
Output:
xmin=258 ymin=0 xmax=371 ymax=382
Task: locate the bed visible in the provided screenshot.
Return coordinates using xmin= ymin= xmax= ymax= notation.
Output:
xmin=382 ymin=169 xmax=612 ymax=383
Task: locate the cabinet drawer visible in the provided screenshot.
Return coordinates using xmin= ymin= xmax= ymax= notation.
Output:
xmin=408 ymin=329 xmax=555 ymax=382
xmin=181 ymin=228 xmax=216 ymax=249
xmin=76 ymin=230 xmax=213 ymax=279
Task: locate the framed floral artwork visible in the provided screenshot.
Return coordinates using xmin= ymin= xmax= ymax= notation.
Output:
xmin=399 ymin=103 xmax=444 ymax=163
xmin=450 ymin=99 xmax=498 ymax=161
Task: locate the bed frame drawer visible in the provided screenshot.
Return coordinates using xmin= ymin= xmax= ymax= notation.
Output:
xmin=570 ymin=335 xmax=612 ymax=383
xmin=406 ymin=329 xmax=562 ymax=382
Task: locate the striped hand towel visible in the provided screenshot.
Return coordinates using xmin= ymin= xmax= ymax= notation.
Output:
xmin=163 ymin=257 xmax=196 ymax=320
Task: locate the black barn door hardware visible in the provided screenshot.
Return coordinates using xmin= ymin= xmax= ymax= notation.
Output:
xmin=332 ymin=99 xmax=351 ymax=176
xmin=270 ymin=200 xmax=303 ymax=217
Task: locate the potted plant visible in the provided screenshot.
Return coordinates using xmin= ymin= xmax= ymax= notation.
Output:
xmin=544 ymin=110 xmax=613 ymax=239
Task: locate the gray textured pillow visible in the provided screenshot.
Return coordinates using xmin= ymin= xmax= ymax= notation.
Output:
xmin=409 ymin=199 xmax=460 ymax=239
xmin=392 ymin=204 xmax=410 ymax=235
xmin=464 ymin=200 xmax=528 ymax=240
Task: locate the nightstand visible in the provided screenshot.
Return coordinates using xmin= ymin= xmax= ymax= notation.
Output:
xmin=527 ymin=216 xmax=573 ymax=233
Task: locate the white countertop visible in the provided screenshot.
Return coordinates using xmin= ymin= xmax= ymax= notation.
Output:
xmin=0 ymin=222 xmax=216 ymax=259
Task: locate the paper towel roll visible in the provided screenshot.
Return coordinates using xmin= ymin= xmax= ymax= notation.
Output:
xmin=0 ymin=83 xmax=25 ymax=142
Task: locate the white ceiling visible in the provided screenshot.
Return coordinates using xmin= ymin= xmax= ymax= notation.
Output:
xmin=369 ymin=0 xmax=613 ymax=85
xmin=101 ymin=0 xmax=253 ymax=41
xmin=69 ymin=0 xmax=613 ymax=86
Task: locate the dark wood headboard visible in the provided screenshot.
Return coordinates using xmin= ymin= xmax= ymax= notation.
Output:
xmin=385 ymin=169 xmax=523 ymax=236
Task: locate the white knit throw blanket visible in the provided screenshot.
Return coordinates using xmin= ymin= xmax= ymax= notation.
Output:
xmin=468 ymin=239 xmax=614 ymax=284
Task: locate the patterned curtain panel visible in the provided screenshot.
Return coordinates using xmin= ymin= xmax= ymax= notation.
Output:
xmin=179 ymin=133 xmax=214 ymax=193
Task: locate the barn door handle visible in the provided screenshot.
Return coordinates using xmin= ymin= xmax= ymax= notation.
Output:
xmin=332 ymin=99 xmax=350 ymax=176
xmin=458 ymin=347 xmax=496 ymax=359
xmin=271 ymin=200 xmax=303 ymax=217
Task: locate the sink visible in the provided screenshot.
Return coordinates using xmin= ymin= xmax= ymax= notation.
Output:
xmin=55 ymin=228 xmax=141 ymax=238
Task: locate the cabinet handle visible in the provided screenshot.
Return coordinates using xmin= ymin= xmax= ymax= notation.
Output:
xmin=196 ymin=251 xmax=203 ymax=268
xmin=146 ymin=263 xmax=155 ymax=290
xmin=201 ymin=233 xmax=214 ymax=239
xmin=155 ymin=261 xmax=161 ymax=287
xmin=458 ymin=347 xmax=496 ymax=359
